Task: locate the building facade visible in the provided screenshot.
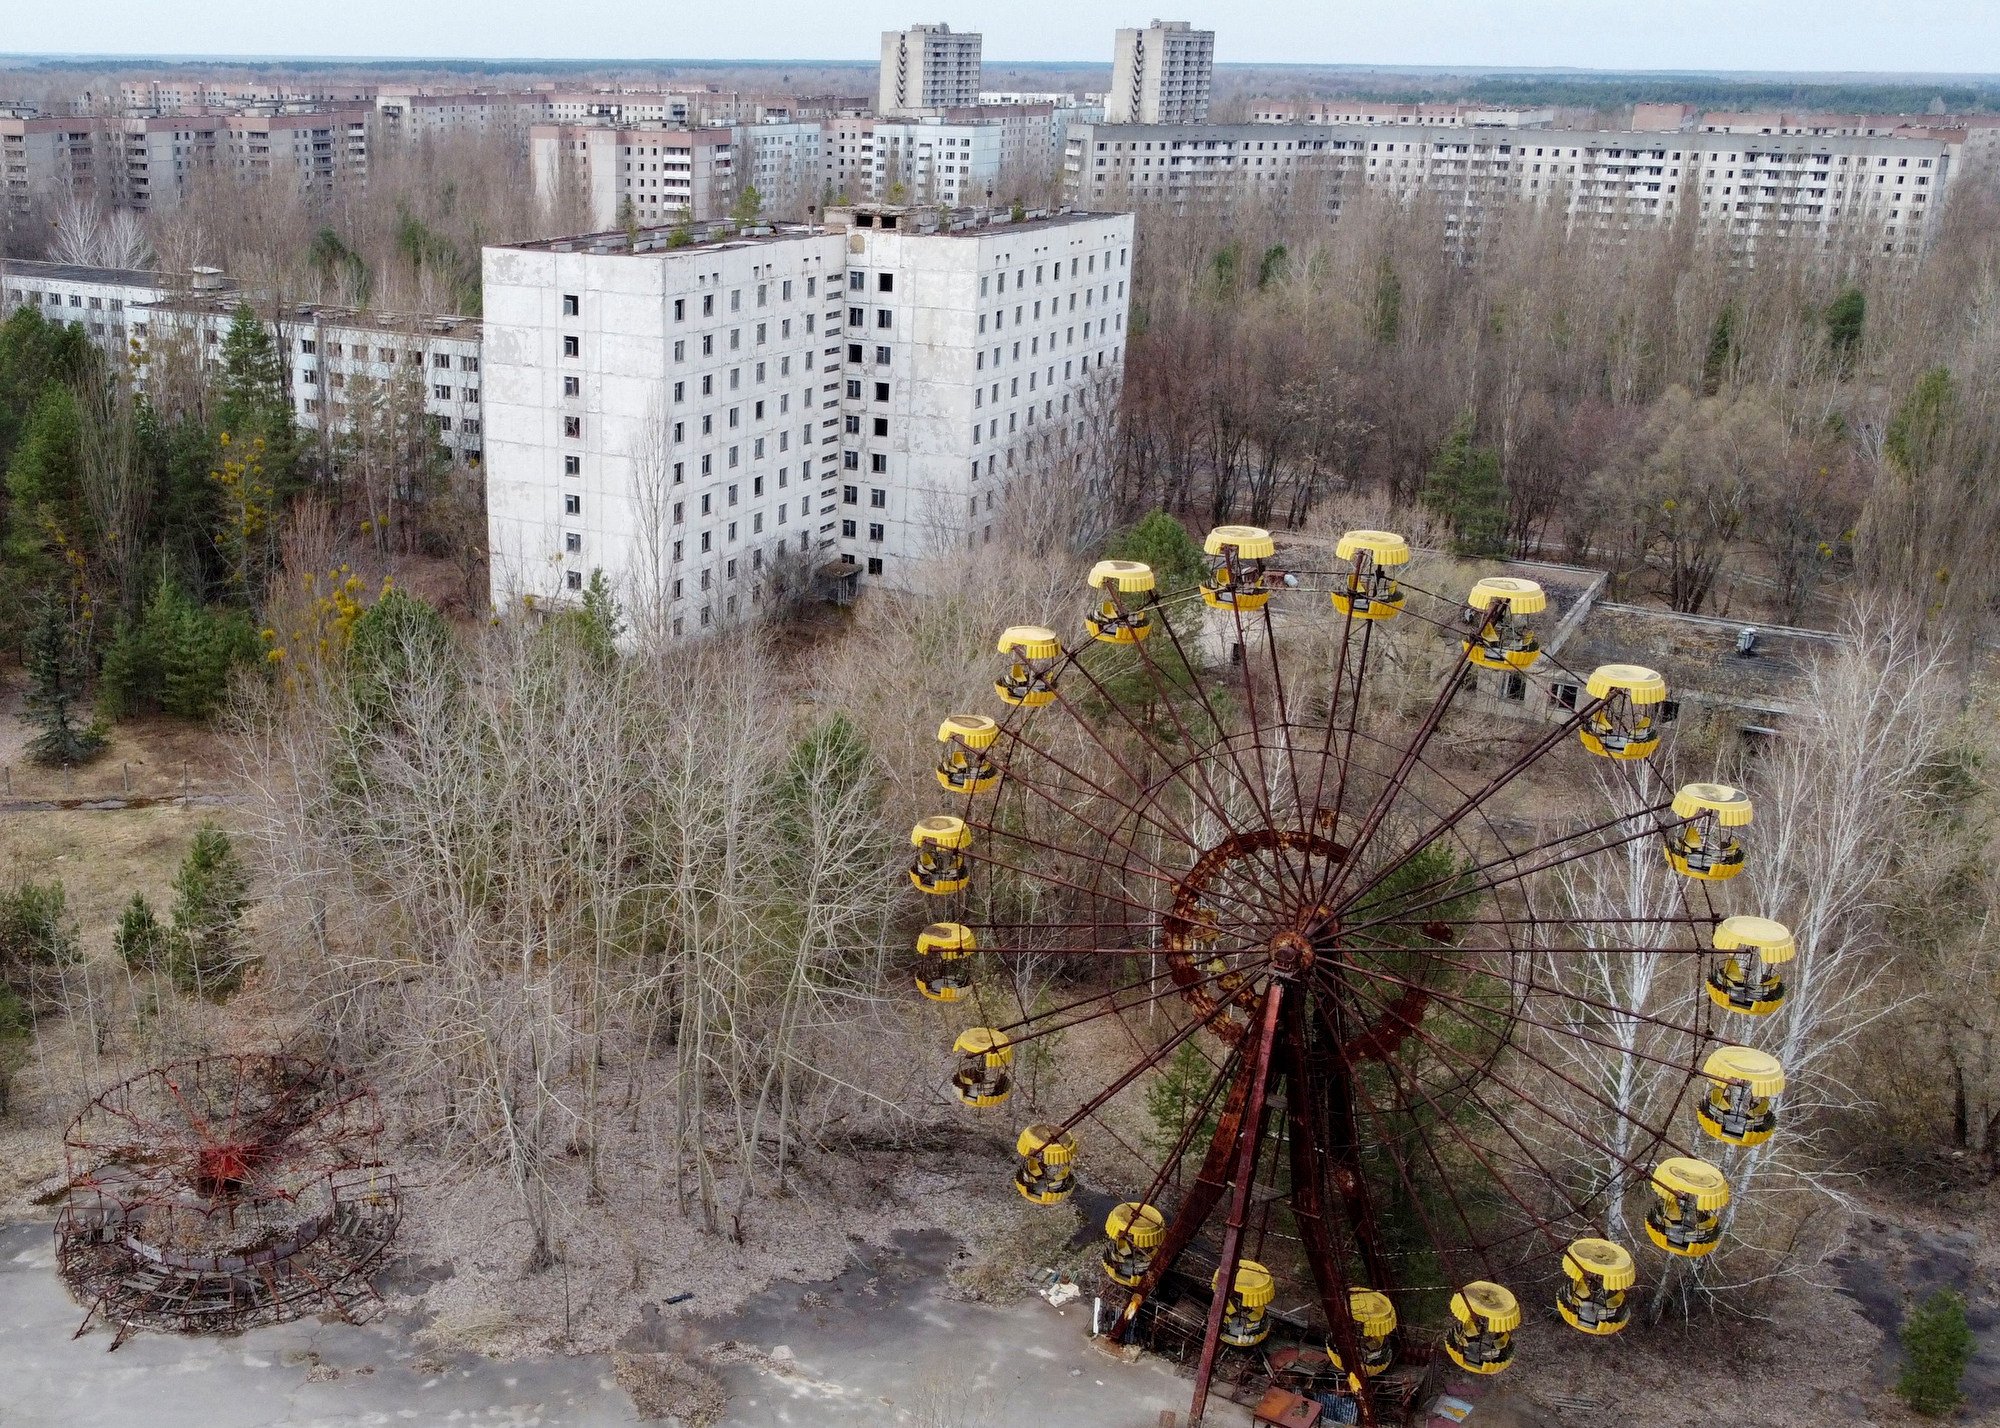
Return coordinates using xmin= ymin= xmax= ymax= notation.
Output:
xmin=1107 ymin=21 xmax=1215 ymax=126
xmin=530 ymin=125 xmax=737 ymax=230
xmin=480 ymin=203 xmax=1132 ymax=627
xmin=878 ymin=24 xmax=984 ymax=117
xmin=1064 ymin=121 xmax=1958 ymax=257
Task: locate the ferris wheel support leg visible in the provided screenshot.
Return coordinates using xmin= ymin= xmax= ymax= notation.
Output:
xmin=1106 ymin=1048 xmax=1257 ymax=1347
xmin=1280 ymin=998 xmax=1381 ymax=1428
xmin=1189 ymin=985 xmax=1285 ymax=1427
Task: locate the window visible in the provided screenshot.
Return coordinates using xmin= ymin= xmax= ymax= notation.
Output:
xmin=843 ymin=451 xmax=859 ymax=470
xmin=848 ymin=343 xmax=863 ymax=363
xmin=563 ymin=294 xmax=579 ymax=316
xmin=870 ymin=488 xmax=886 ymax=508
xmin=563 ymin=375 xmax=580 ymax=397
xmin=877 ymin=273 xmax=893 ymax=293
xmin=564 ymin=493 xmax=582 ymax=516
xmin=673 ymin=339 xmax=686 ymax=361
xmin=673 ymin=298 xmax=686 ymax=320
xmin=870 ymin=452 xmax=887 ymax=473
xmin=876 ymin=310 xmax=892 ymax=329
xmin=846 ymin=379 xmax=862 ymax=399
xmin=841 ymin=519 xmax=857 ymax=537
xmin=564 ymin=416 xmax=582 ymax=439
xmin=845 ymin=415 xmax=861 ymax=434
xmin=702 ymin=294 xmax=714 ymax=316
xmin=849 ymin=272 xmax=865 ymax=291
xmin=849 ymin=306 xmax=864 ymax=326
xmin=728 ymin=483 xmax=739 ymax=505
xmin=874 ymin=382 xmax=889 ymax=402
xmin=563 ymin=335 xmax=579 ymax=358
xmin=872 ymin=417 xmax=888 ymax=437
xmin=867 ymin=557 xmax=883 ymax=576
xmin=843 ymin=485 xmax=859 ymax=504
xmin=565 ymin=533 xmax=582 ymax=553
xmin=565 ymin=455 xmax=580 ymax=476
xmin=434 ymin=353 xmax=451 ymax=370
xmin=876 ymin=346 xmax=891 ymax=364
xmin=868 ymin=523 xmax=884 ymax=542
xmin=566 ymin=570 xmax=583 ymax=590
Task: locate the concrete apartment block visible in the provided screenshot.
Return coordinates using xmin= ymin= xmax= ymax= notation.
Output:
xmin=879 ymin=24 xmax=984 ymax=117
xmin=481 ymin=203 xmax=1133 ymax=628
xmin=1107 ymin=20 xmax=1215 ymax=126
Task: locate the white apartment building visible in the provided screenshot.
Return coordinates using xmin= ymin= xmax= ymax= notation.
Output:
xmin=737 ymin=122 xmax=823 ymax=219
xmin=873 ymin=120 xmax=1002 ymax=205
xmin=821 ymin=117 xmax=1006 ymax=204
xmin=1107 ymin=21 xmax=1215 ymax=126
xmin=1 ymin=261 xmax=483 ymax=465
xmin=126 ymin=297 xmax=486 ymax=464
xmin=879 ymin=25 xmax=983 ymax=117
xmin=1247 ymin=100 xmax=1555 ymax=128
xmin=0 ymin=260 xmax=233 ymax=353
xmin=480 ymin=203 xmax=1132 ymax=626
xmin=530 ymin=125 xmax=737 ymax=230
xmin=372 ymin=91 xmax=552 ymax=146
xmin=1064 ymin=122 xmax=1958 ymax=256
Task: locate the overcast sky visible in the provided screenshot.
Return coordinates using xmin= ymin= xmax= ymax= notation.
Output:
xmin=5 ymin=0 xmax=1996 ymax=73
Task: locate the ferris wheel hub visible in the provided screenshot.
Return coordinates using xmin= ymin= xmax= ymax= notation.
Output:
xmin=1268 ymin=929 xmax=1316 ymax=974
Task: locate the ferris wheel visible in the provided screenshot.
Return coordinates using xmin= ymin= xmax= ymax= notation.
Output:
xmin=903 ymin=526 xmax=1796 ymax=1425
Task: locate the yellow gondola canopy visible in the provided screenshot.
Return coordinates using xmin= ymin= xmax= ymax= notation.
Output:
xmin=1349 ymin=1289 xmax=1398 ymax=1336
xmin=911 ymin=815 xmax=971 ymax=848
xmin=937 ymin=713 xmax=999 ymax=748
xmin=1214 ymin=1260 xmax=1277 ymax=1307
xmin=1467 ymin=576 xmax=1546 ymax=614
xmin=1017 ymin=1122 xmax=1076 ymax=1163
xmin=1337 ymin=529 xmax=1411 ymax=566
xmin=1106 ymin=1201 xmax=1166 ymax=1246
xmin=1089 ymin=559 xmax=1157 ymax=592
xmin=1203 ymin=524 xmax=1276 ymax=559
xmin=1563 ymin=1238 xmax=1636 ymax=1291
xmin=918 ymin=922 xmax=976 ymax=956
xmin=1653 ymin=1156 xmax=1731 ymax=1210
xmin=1703 ymin=1045 xmax=1786 ymax=1096
xmin=953 ymin=1026 xmax=1012 ymax=1063
xmin=1714 ymin=915 xmax=1795 ymax=963
xmin=1675 ymin=782 xmax=1754 ymax=825
xmin=1452 ymin=1281 xmax=1521 ymax=1332
xmin=997 ymin=625 xmax=1062 ymax=660
xmin=1586 ymin=663 xmax=1668 ymax=704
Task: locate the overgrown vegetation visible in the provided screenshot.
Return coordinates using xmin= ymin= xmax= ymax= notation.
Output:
xmin=1898 ymin=1288 xmax=1975 ymax=1417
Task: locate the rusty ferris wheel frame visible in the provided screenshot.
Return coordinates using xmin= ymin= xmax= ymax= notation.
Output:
xmin=907 ymin=530 xmax=1782 ymax=1425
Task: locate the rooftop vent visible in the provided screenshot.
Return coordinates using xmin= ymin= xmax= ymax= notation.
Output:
xmin=1736 ymin=627 xmax=1759 ymax=657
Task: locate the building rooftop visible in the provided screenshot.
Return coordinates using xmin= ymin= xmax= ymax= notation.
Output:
xmin=0 ymin=258 xmax=197 ymax=290
xmin=1554 ymin=602 xmax=1840 ymax=718
xmin=503 ymin=203 xmax=1123 ymax=258
xmin=138 ymin=292 xmax=480 ymax=339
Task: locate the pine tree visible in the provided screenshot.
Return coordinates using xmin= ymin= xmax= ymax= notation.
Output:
xmin=1897 ymin=1289 xmax=1974 ymax=1416
xmin=1825 ymin=286 xmax=1866 ymax=376
xmin=113 ymin=892 xmax=170 ymax=971
xmin=1421 ymin=411 xmax=1508 ymax=558
xmin=167 ymin=821 xmax=253 ymax=997
xmin=22 ymin=600 xmax=105 ymax=767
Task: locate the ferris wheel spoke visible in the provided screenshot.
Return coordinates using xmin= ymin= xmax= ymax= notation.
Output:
xmin=968 ymin=744 xmax=1200 ymax=888
xmin=1338 ymin=811 xmax=1697 ymax=938
xmin=1141 ymin=599 xmax=1292 ymax=845
xmin=984 ymin=944 xmax=1264 ymax=1032
xmin=1311 ymin=994 xmax=1504 ymax=1285
xmin=994 ymin=721 xmax=1219 ymax=863
xmin=1328 ymin=972 xmax=1683 ymax=1222
xmin=1059 ymin=644 xmax=1270 ymax=846
xmin=996 ymin=957 xmax=1272 ymax=1052
xmin=1330 ymin=957 xmax=1706 ymax=1175
xmin=1302 ymin=605 xmax=1374 ymax=874
xmin=1340 ymin=934 xmax=1720 ymax=1068
xmin=1317 ymin=608 xmax=1501 ymax=909
xmin=1331 ymin=698 xmax=1615 ymax=917
xmin=1054 ymin=991 xmax=1243 ymax=1137
xmin=1221 ymin=598 xmax=1316 ymax=908
xmin=961 ymin=777 xmax=1190 ymax=893
xmin=1134 ymin=1039 xmax=1247 ymax=1219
